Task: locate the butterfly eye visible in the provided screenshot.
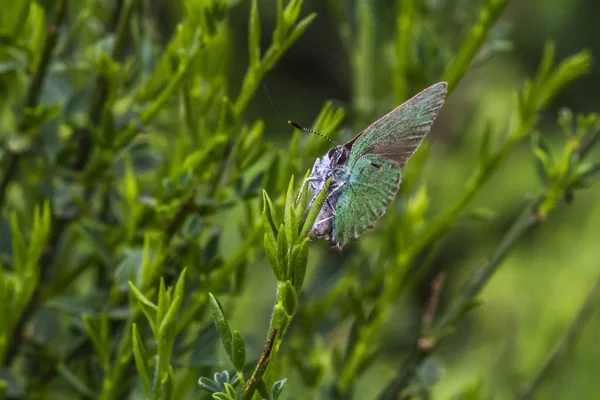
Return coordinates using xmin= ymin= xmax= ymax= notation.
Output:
xmin=370 ymin=162 xmax=383 ymax=170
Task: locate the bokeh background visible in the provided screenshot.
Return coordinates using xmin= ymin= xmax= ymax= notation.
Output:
xmin=2 ymin=0 xmax=600 ymax=399
xmin=215 ymin=0 xmax=600 ymax=398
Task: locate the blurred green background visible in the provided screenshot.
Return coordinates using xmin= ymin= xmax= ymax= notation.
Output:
xmin=226 ymin=0 xmax=600 ymax=397
xmin=1 ymin=0 xmax=600 ymax=399
xmin=228 ymin=0 xmax=600 ymax=398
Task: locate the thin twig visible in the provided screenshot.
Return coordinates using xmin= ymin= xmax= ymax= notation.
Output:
xmin=241 ymin=328 xmax=278 ymax=400
xmin=418 ymin=272 xmax=446 ymax=352
xmin=517 ymin=274 xmax=600 ymax=400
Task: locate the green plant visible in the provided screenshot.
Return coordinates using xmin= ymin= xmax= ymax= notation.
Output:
xmin=1 ymin=0 xmax=599 ymax=399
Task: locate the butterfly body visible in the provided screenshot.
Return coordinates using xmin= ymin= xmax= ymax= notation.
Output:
xmin=302 ymin=82 xmax=448 ymax=249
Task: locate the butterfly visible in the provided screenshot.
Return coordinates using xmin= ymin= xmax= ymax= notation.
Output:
xmin=291 ymin=81 xmax=447 ymax=250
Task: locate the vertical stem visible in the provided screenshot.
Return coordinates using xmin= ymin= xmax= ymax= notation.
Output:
xmin=241 ymin=328 xmax=278 ymax=400
xmin=353 ymin=0 xmax=376 ymax=125
xmin=394 ymin=0 xmax=413 ymax=104
xmin=442 ymin=0 xmax=509 ymax=93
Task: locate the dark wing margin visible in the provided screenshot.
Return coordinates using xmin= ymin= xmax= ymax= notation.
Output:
xmin=348 ymin=82 xmax=447 ymax=167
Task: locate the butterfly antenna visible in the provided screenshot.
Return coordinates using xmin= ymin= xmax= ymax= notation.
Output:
xmin=288 ymin=120 xmax=339 ymax=148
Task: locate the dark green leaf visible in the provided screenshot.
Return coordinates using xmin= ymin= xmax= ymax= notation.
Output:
xmin=284 ymin=175 xmax=299 ymax=245
xmin=208 ymin=293 xmax=233 ymax=358
xmin=281 ymin=280 xmax=297 ymax=316
xmin=232 ymin=330 xmax=246 ymax=372
xmin=128 ymin=281 xmax=158 ymax=335
xmin=291 ymin=239 xmax=309 ymax=291
xmin=276 ymin=225 xmax=288 ymax=279
xmin=198 ymin=377 xmax=222 ymax=393
xmin=299 ymin=178 xmax=331 ymax=239
xmin=272 ymin=378 xmax=288 ymax=400
xmin=132 ymin=324 xmax=152 ymax=399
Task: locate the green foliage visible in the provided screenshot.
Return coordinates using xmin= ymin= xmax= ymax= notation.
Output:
xmin=0 ymin=0 xmax=599 ymax=399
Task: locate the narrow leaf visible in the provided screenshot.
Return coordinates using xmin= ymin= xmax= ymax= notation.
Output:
xmin=128 ymin=281 xmax=158 ymax=336
xmin=132 ymin=324 xmax=152 ymax=399
xmin=284 ymin=176 xmax=299 ymax=244
xmin=299 ymin=178 xmax=331 ymax=239
xmin=291 ymin=239 xmax=309 ymax=291
xmin=232 ymin=330 xmax=246 ymax=372
xmin=276 ymin=225 xmax=288 ymax=279
xmin=281 ymin=281 xmax=297 ymax=316
xmin=208 ymin=293 xmax=233 ymax=358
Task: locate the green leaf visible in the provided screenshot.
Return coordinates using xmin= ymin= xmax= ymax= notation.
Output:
xmin=281 ymin=281 xmax=297 ymax=316
xmin=158 ymin=268 xmax=186 ymax=339
xmin=180 ymin=135 xmax=228 ymax=172
xmin=272 ymin=378 xmax=288 ymax=400
xmin=57 ymin=362 xmax=96 ymax=398
xmin=290 ymin=239 xmax=309 ymax=291
xmin=257 ymin=378 xmax=271 ymax=400
xmin=531 ymin=132 xmax=553 ymax=182
xmin=208 ymin=293 xmax=233 ymax=358
xmin=10 ymin=212 xmax=26 ymax=277
xmin=232 ymin=330 xmax=246 ymax=372
xmin=212 ymin=392 xmax=233 ymax=400
xmin=262 ymin=190 xmax=278 ymax=238
xmin=299 ymin=178 xmax=331 ymax=239
xmin=276 ymin=225 xmax=288 ymax=279
xmin=82 ymin=314 xmax=109 ymax=370
xmin=539 ymin=49 xmax=592 ymax=110
xmin=128 ymin=281 xmax=158 ymax=335
xmin=224 ymin=382 xmax=236 ymax=398
xmin=295 ymin=169 xmax=311 ymax=219
xmin=286 ymin=13 xmax=317 ymax=48
xmin=199 ymin=377 xmax=222 ymax=393
xmin=156 ymin=278 xmax=170 ymax=328
xmin=132 ymin=324 xmax=152 ymax=399
xmin=284 ymin=175 xmax=299 ymax=244
xmin=264 ymin=232 xmax=283 ymax=281
xmin=271 ymin=303 xmax=288 ymax=335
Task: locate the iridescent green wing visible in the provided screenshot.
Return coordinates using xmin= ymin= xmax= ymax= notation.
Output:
xmin=332 ymin=154 xmax=401 ymax=248
xmin=347 ymin=82 xmax=447 ymax=168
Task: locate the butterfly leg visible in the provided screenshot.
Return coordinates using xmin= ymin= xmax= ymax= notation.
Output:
xmin=296 ymin=176 xmax=320 ymax=205
xmin=315 ymin=214 xmax=334 ymax=225
xmin=325 ymin=198 xmax=336 ymax=216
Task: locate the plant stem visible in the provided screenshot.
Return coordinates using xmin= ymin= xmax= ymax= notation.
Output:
xmin=352 ymin=0 xmax=376 ymax=125
xmin=442 ymin=0 xmax=510 ymax=93
xmin=394 ymin=0 xmax=413 ymax=104
xmin=241 ymin=328 xmax=278 ymax=400
xmin=0 ymin=0 xmax=68 ymax=209
xmin=430 ymin=203 xmax=540 ymax=339
xmin=517 ymin=274 xmax=600 ymax=400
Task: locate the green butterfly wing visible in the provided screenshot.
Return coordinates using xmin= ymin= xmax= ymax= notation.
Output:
xmin=331 ymin=82 xmax=447 ymax=248
xmin=332 ymin=154 xmax=401 ymax=248
xmin=347 ymin=82 xmax=447 ymax=168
